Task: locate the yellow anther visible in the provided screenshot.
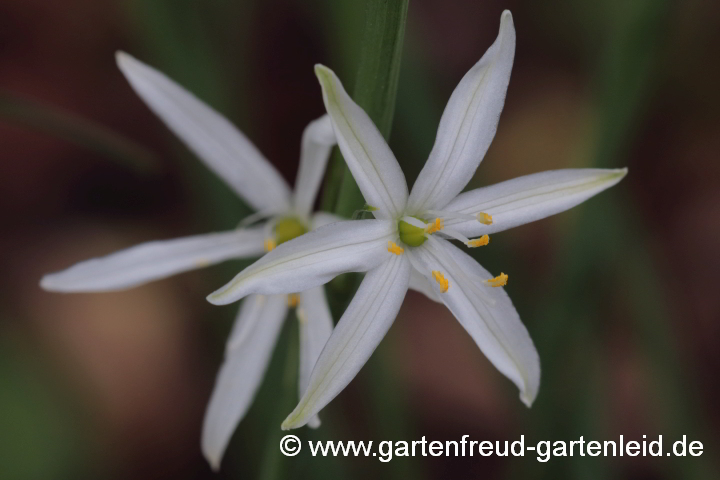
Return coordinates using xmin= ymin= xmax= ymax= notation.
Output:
xmin=476 ymin=212 xmax=493 ymax=225
xmin=431 ymin=271 xmax=450 ymax=293
xmin=264 ymin=238 xmax=276 ymax=252
xmin=425 ymin=218 xmax=444 ymax=234
xmin=194 ymin=258 xmax=211 ymax=268
xmin=287 ymin=293 xmax=300 ymax=308
xmin=467 ymin=234 xmax=490 ymax=248
xmin=387 ymin=241 xmax=404 ymax=255
xmin=486 ymin=273 xmax=508 ymax=287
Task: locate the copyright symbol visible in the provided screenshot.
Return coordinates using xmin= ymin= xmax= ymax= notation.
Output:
xmin=280 ymin=434 xmax=301 ymax=456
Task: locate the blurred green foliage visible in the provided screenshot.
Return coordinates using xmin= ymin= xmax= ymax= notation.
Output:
xmin=0 ymin=326 xmax=97 ymax=480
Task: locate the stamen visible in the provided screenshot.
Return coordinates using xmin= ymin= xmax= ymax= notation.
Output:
xmin=263 ymin=218 xmax=277 ymax=246
xmin=424 ymin=235 xmax=496 ymax=306
xmin=431 ymin=271 xmax=450 ymax=293
xmin=296 ymin=306 xmax=308 ymax=324
xmin=425 ymin=218 xmax=444 ymax=234
xmin=287 ymin=293 xmax=300 ymax=308
xmin=388 ymin=241 xmax=404 ymax=255
xmin=476 ymin=212 xmax=493 ymax=225
xmin=194 ymin=258 xmax=211 ymax=268
xmin=485 ymin=273 xmax=508 ymax=287
xmin=238 ymin=209 xmax=277 ymax=228
xmin=441 ymin=227 xmax=471 ymax=244
xmin=352 ymin=204 xmax=379 ymax=220
xmin=467 ymin=235 xmax=490 ymax=248
xmin=401 ymin=216 xmax=427 ymax=229
xmin=425 ymin=210 xmax=477 ymax=222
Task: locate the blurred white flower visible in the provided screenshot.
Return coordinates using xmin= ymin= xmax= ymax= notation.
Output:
xmin=206 ymin=11 xmax=627 ymax=430
xmin=40 ymin=53 xmax=339 ymax=469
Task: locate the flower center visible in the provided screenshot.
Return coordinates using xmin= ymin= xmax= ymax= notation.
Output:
xmin=274 ymin=217 xmax=308 ymax=246
xmin=397 ymin=218 xmax=427 ymax=247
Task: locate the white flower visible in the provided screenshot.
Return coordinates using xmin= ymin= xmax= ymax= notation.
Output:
xmin=39 ymin=52 xmax=340 ymax=469
xmin=206 ymin=10 xmax=627 ymax=430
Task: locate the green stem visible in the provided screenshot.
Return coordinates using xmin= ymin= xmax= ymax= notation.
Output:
xmin=326 ymin=0 xmax=423 ymax=478
xmin=322 ymin=2 xmax=419 ymax=479
xmin=257 ymin=316 xmax=299 ymax=480
xmin=323 ymin=0 xmax=409 ymax=218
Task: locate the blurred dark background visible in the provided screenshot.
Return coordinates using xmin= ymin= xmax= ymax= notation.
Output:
xmin=1 ymin=0 xmax=719 ymax=479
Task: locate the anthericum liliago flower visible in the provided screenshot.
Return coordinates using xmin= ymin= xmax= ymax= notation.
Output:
xmin=40 ymin=53 xmax=339 ymax=469
xmin=207 ymin=10 xmax=627 ymax=429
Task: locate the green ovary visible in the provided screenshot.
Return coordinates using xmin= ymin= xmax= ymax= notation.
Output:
xmin=398 ymin=219 xmax=427 ymax=247
xmin=274 ymin=217 xmax=309 ymax=245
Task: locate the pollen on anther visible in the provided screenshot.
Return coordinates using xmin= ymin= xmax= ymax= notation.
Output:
xmin=467 ymin=235 xmax=490 ymax=248
xmin=476 ymin=212 xmax=493 ymax=225
xmin=387 ymin=241 xmax=404 ymax=255
xmin=425 ymin=218 xmax=444 ymax=234
xmin=264 ymin=238 xmax=277 ymax=252
xmin=431 ymin=271 xmax=450 ymax=293
xmin=287 ymin=293 xmax=300 ymax=308
xmin=486 ymin=273 xmax=508 ymax=287
xmin=194 ymin=258 xmax=211 ymax=268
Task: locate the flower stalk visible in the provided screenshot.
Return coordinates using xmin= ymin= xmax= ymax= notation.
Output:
xmin=324 ymin=0 xmax=409 ymax=218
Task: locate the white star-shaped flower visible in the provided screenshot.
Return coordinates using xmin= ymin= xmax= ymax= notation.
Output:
xmin=40 ymin=53 xmax=339 ymax=468
xmin=206 ymin=11 xmax=627 ymax=430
